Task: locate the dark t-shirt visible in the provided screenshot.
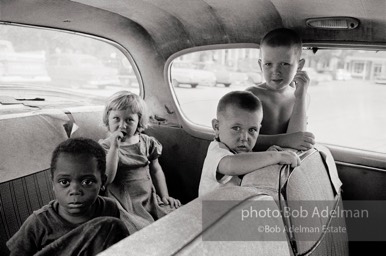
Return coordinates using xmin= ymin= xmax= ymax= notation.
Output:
xmin=7 ymin=196 xmax=120 ymax=255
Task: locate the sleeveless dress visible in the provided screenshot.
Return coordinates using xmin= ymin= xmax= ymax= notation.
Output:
xmin=99 ymin=134 xmax=174 ymax=223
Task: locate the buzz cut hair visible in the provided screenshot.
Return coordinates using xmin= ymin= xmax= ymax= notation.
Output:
xmin=260 ymin=28 xmax=303 ymax=58
xmin=217 ymin=91 xmax=263 ymax=116
xmin=50 ymin=137 xmax=106 ymax=178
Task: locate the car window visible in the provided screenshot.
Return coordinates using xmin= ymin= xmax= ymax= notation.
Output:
xmin=171 ymin=48 xmax=386 ymax=153
xmin=0 ymin=24 xmax=140 ymax=114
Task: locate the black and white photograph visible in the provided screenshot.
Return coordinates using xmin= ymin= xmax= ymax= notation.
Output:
xmin=1 ymin=0 xmax=386 ymax=255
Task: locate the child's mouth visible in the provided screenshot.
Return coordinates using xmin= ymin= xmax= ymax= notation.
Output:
xmin=68 ymin=202 xmax=84 ymax=208
xmin=118 ymin=130 xmax=127 ymax=141
xmin=236 ymin=145 xmax=249 ymax=152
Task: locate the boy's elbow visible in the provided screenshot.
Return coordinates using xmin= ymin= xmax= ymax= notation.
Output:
xmin=218 ymin=157 xmax=238 ymax=176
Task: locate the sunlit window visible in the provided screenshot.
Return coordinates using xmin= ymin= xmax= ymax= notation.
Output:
xmin=171 ymin=48 xmax=386 ymax=153
xmin=0 ymin=24 xmax=139 ymax=112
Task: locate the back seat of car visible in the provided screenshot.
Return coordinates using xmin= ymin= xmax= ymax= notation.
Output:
xmin=0 ymin=108 xmax=349 ymax=256
xmin=0 ymin=169 xmax=54 ymax=255
xmin=0 ymin=107 xmax=107 ymax=255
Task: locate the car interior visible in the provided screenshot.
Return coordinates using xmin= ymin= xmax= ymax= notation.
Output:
xmin=1 ymin=0 xmax=386 ymax=255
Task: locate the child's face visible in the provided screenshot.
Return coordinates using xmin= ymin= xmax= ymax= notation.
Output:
xmin=214 ymin=105 xmax=262 ymax=153
xmin=259 ymin=45 xmax=303 ymax=90
xmin=108 ymin=109 xmax=139 ymax=137
xmin=52 ymin=153 xmax=104 ymax=223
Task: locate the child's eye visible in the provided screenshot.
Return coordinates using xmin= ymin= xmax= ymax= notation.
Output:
xmin=58 ymin=179 xmax=69 ymax=186
xmin=82 ymin=179 xmax=96 ymax=186
xmin=232 ymin=126 xmax=241 ymax=131
xmin=264 ymin=63 xmax=271 ymax=67
xmin=249 ymin=128 xmax=258 ymax=134
xmin=281 ymin=62 xmax=290 ymax=66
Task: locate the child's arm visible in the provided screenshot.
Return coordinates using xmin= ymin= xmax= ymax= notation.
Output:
xmin=149 ymin=159 xmax=181 ymax=208
xmin=218 ymin=151 xmax=300 ymax=176
xmin=7 ymin=214 xmax=40 ymax=256
xmin=287 ymin=70 xmax=310 ymax=133
xmin=253 ymin=132 xmax=315 ymax=151
xmin=105 ymin=131 xmax=125 ymax=185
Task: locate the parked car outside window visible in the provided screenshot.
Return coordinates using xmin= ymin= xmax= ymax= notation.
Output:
xmin=0 ymin=39 xmax=49 ymax=83
xmin=201 ymin=62 xmax=249 ymax=87
xmin=47 ymin=53 xmax=120 ymax=89
xmin=375 ymin=75 xmax=386 ymax=84
xmin=170 ymin=61 xmax=216 ymax=88
xmin=237 ymin=57 xmax=263 ymax=85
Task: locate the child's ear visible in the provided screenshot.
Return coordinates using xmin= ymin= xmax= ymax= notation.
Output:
xmin=298 ymin=58 xmax=305 ymax=71
xmin=101 ymin=174 xmax=107 ymax=188
xmin=212 ymin=118 xmax=219 ymax=130
xmin=258 ymin=59 xmax=263 ymax=71
xmin=212 ymin=118 xmax=220 ymax=137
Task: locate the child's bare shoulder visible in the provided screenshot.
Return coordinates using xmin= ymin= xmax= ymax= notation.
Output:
xmin=246 ymin=83 xmax=268 ymax=95
xmin=246 ymin=84 xmax=274 ymax=100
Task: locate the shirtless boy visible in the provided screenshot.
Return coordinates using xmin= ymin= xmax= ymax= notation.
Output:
xmin=247 ymin=28 xmax=315 ymax=151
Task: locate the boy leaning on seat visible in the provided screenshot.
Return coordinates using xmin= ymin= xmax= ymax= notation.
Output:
xmin=246 ymin=28 xmax=315 ymax=151
xmin=199 ymin=91 xmax=301 ymax=196
xmin=199 ymin=28 xmax=315 ymax=196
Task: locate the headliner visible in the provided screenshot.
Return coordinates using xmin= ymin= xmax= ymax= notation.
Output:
xmin=1 ymin=0 xmax=385 ymax=60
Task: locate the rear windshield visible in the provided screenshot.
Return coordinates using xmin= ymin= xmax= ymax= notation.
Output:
xmin=0 ymin=24 xmax=140 ymax=114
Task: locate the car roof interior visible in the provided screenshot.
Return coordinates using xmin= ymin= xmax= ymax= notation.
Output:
xmin=2 ymin=0 xmax=386 ymax=62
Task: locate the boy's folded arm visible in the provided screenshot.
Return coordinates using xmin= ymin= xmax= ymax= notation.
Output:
xmin=255 ymin=132 xmax=315 ymax=151
xmin=218 ymin=151 xmax=282 ymax=176
xmin=253 ymin=134 xmax=286 ymax=151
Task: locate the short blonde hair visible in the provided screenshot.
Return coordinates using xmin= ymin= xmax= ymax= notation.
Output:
xmin=260 ymin=28 xmax=303 ymax=58
xmin=217 ymin=91 xmax=263 ymax=117
xmin=102 ymin=91 xmax=149 ymax=133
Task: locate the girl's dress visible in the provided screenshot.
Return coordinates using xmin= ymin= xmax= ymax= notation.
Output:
xmin=99 ymin=134 xmax=174 ymax=223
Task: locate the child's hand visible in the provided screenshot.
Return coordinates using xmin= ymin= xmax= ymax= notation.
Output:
xmin=292 ymin=70 xmax=310 ymax=99
xmin=159 ymin=196 xmax=182 ymax=209
xmin=108 ymin=130 xmax=126 ymax=148
xmin=281 ymin=131 xmax=315 ymax=151
xmin=278 ymin=151 xmax=301 ymax=168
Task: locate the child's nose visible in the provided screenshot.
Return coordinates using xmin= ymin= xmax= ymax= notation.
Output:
xmin=240 ymin=130 xmax=249 ymax=141
xmin=273 ymin=64 xmax=281 ymax=73
xmin=69 ymin=182 xmax=83 ymax=195
xmin=119 ymin=120 xmax=127 ymax=128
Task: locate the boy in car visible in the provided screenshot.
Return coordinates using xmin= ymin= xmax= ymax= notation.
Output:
xmin=246 ymin=28 xmax=315 ymax=151
xmin=7 ymin=138 xmax=130 ymax=256
xmin=199 ymin=91 xmax=300 ymax=196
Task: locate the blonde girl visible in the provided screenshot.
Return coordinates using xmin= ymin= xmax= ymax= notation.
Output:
xmin=99 ymin=91 xmax=180 ymax=222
